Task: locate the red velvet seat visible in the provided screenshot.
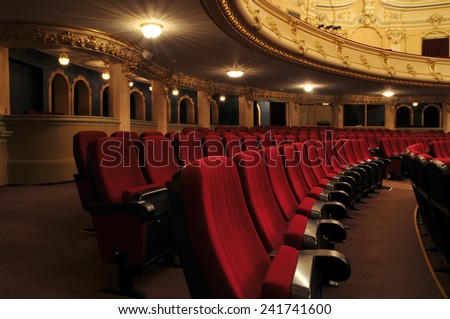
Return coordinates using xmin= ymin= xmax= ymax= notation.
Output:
xmin=111 ymin=130 xmax=139 ymax=140
xmin=379 ymin=138 xmax=404 ymax=178
xmin=140 ymin=130 xmax=163 ymax=138
xmin=87 ymin=137 xmax=173 ymax=298
xmin=138 ymin=136 xmax=180 ymax=188
xmin=73 ymin=130 xmax=107 ymax=211
xmin=173 ymin=134 xmax=203 ymax=166
xmin=170 ymin=156 xmax=351 ymax=298
xmin=223 ymin=135 xmax=242 ymax=157
xmin=234 ymin=150 xmax=346 ymax=250
xmin=241 ymin=135 xmax=260 ymax=151
xmin=261 ymin=147 xmax=347 ymax=220
xmin=202 ymin=135 xmax=225 ymax=156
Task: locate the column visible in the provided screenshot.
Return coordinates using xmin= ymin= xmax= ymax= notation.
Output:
xmin=0 ymin=47 xmax=10 ymax=115
xmin=385 ymin=102 xmax=396 ymax=130
xmin=287 ymin=101 xmax=301 ymax=127
xmin=332 ymin=104 xmax=344 ymax=128
xmin=239 ymin=96 xmax=253 ymax=127
xmin=109 ymin=62 xmax=130 ymax=131
xmin=151 ymin=80 xmax=168 ymax=134
xmin=197 ymin=91 xmax=211 ymax=129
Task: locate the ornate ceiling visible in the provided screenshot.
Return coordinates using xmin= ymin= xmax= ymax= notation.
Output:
xmin=0 ymin=0 xmax=449 ymax=99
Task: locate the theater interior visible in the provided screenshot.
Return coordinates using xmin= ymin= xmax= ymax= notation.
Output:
xmin=0 ymin=0 xmax=450 ymax=299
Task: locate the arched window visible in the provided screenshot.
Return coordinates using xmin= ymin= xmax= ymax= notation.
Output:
xmin=130 ymin=90 xmax=145 ymax=120
xmin=178 ymin=95 xmax=196 ymax=124
xmin=395 ymin=105 xmax=412 ymax=127
xmin=423 ymin=104 xmax=441 ymax=127
xmin=49 ymin=71 xmax=70 ymax=115
xmin=72 ymin=77 xmax=91 ymax=116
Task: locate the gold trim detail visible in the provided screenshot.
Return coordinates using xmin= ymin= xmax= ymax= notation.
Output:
xmin=381 ymin=51 xmax=396 ymax=77
xmin=336 ymin=39 xmax=350 ymax=68
xmin=360 ymin=55 xmax=371 ymax=69
xmin=315 ymin=41 xmax=327 ymax=59
xmin=243 ymin=0 xmax=263 ymax=30
xmin=407 ymin=64 xmax=417 ymax=77
xmin=428 ymin=59 xmax=444 ymax=82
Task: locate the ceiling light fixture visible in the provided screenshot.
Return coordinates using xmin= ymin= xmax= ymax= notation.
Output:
xmin=304 ymin=84 xmax=314 ymax=92
xmin=141 ymin=23 xmax=163 ymax=38
xmin=219 ymin=95 xmax=226 ymax=102
xmin=58 ymin=53 xmax=70 ymax=66
xmin=101 ymin=70 xmax=110 ymax=81
xmin=172 ymin=88 xmax=179 ymax=96
xmin=382 ymin=90 xmax=395 ymax=97
xmin=226 ymin=70 xmax=244 ymax=78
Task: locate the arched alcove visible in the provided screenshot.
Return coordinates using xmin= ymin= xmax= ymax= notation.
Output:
xmin=100 ymin=85 xmax=110 ymax=117
xmin=423 ymin=104 xmax=441 ymax=127
xmin=130 ymin=90 xmax=145 ymax=120
xmin=395 ymin=105 xmax=412 ymax=127
xmin=72 ymin=77 xmax=91 ymax=116
xmin=210 ymin=100 xmax=219 ymax=125
xmin=49 ymin=71 xmax=70 ymax=115
xmin=178 ymin=95 xmax=196 ymax=124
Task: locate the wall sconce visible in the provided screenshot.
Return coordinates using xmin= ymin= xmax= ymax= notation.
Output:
xmin=141 ymin=23 xmax=163 ymax=38
xmin=128 ymin=80 xmax=134 ymax=88
xmin=412 ymin=102 xmax=418 ymax=107
xmin=172 ymin=88 xmax=179 ymax=96
xmin=149 ymin=85 xmax=152 ymax=91
xmin=101 ymin=70 xmax=110 ymax=81
xmin=219 ymin=95 xmax=226 ymax=102
xmin=58 ymin=53 xmax=70 ymax=66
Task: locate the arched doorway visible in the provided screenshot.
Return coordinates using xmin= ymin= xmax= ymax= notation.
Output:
xmin=270 ymin=102 xmax=286 ymax=126
xmin=130 ymin=90 xmax=145 ymax=120
xmin=50 ymin=72 xmax=69 ymax=115
xmin=395 ymin=106 xmax=412 ymax=127
xmin=73 ymin=79 xmax=90 ymax=116
xmin=179 ymin=96 xmax=195 ymax=124
xmin=253 ymin=101 xmax=261 ymax=126
xmin=423 ymin=104 xmax=440 ymax=127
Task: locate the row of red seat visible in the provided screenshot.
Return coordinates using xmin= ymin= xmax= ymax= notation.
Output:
xmin=73 ymin=129 xmax=392 ymax=298
xmin=406 ymin=145 xmax=450 ymax=265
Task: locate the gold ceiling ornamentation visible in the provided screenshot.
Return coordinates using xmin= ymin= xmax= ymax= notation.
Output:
xmin=428 ymin=59 xmax=444 ymax=82
xmin=386 ymin=29 xmax=405 ymax=46
xmin=362 ymin=0 xmax=376 ymax=25
xmin=335 ymin=39 xmax=351 ymax=68
xmin=428 ymin=13 xmax=444 ymax=28
xmin=315 ymin=41 xmax=327 ymax=58
xmin=289 ymin=20 xmax=308 ymax=55
xmin=266 ymin=16 xmax=282 ymax=38
xmin=406 ymin=64 xmax=417 ymax=77
xmin=360 ymin=55 xmax=370 ymax=69
xmin=381 ymin=51 xmax=396 ymax=77
xmin=214 ymin=0 xmax=450 ymax=89
xmin=243 ymin=0 xmax=263 ymax=29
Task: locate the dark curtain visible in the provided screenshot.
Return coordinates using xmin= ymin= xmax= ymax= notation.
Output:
xmin=422 ymin=38 xmax=449 ymax=57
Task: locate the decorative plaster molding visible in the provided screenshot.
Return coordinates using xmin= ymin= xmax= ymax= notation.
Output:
xmin=428 ymin=13 xmax=444 ymax=28
xmin=386 ymin=29 xmax=405 ymax=46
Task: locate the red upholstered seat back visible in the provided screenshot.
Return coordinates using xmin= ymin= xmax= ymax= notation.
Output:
xmin=241 ymin=135 xmax=260 ymax=151
xmin=73 ymin=130 xmax=107 ymax=173
xmin=223 ymin=135 xmax=242 ymax=157
xmin=181 ymin=156 xmax=271 ymax=298
xmin=88 ymin=137 xmax=148 ymax=204
xmin=281 ymin=144 xmax=316 ymax=199
xmin=140 ymin=131 xmax=163 ymax=138
xmin=174 ymin=134 xmax=203 ymax=166
xmin=260 ymin=147 xmax=299 ymax=221
xmin=233 ymin=151 xmax=287 ymax=252
xmin=202 ymin=135 xmax=225 ymax=156
xmin=139 ymin=136 xmax=179 ymax=187
xmin=111 ymin=130 xmax=139 ymax=140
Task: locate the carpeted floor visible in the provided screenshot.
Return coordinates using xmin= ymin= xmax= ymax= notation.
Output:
xmin=0 ymin=180 xmax=445 ymax=298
